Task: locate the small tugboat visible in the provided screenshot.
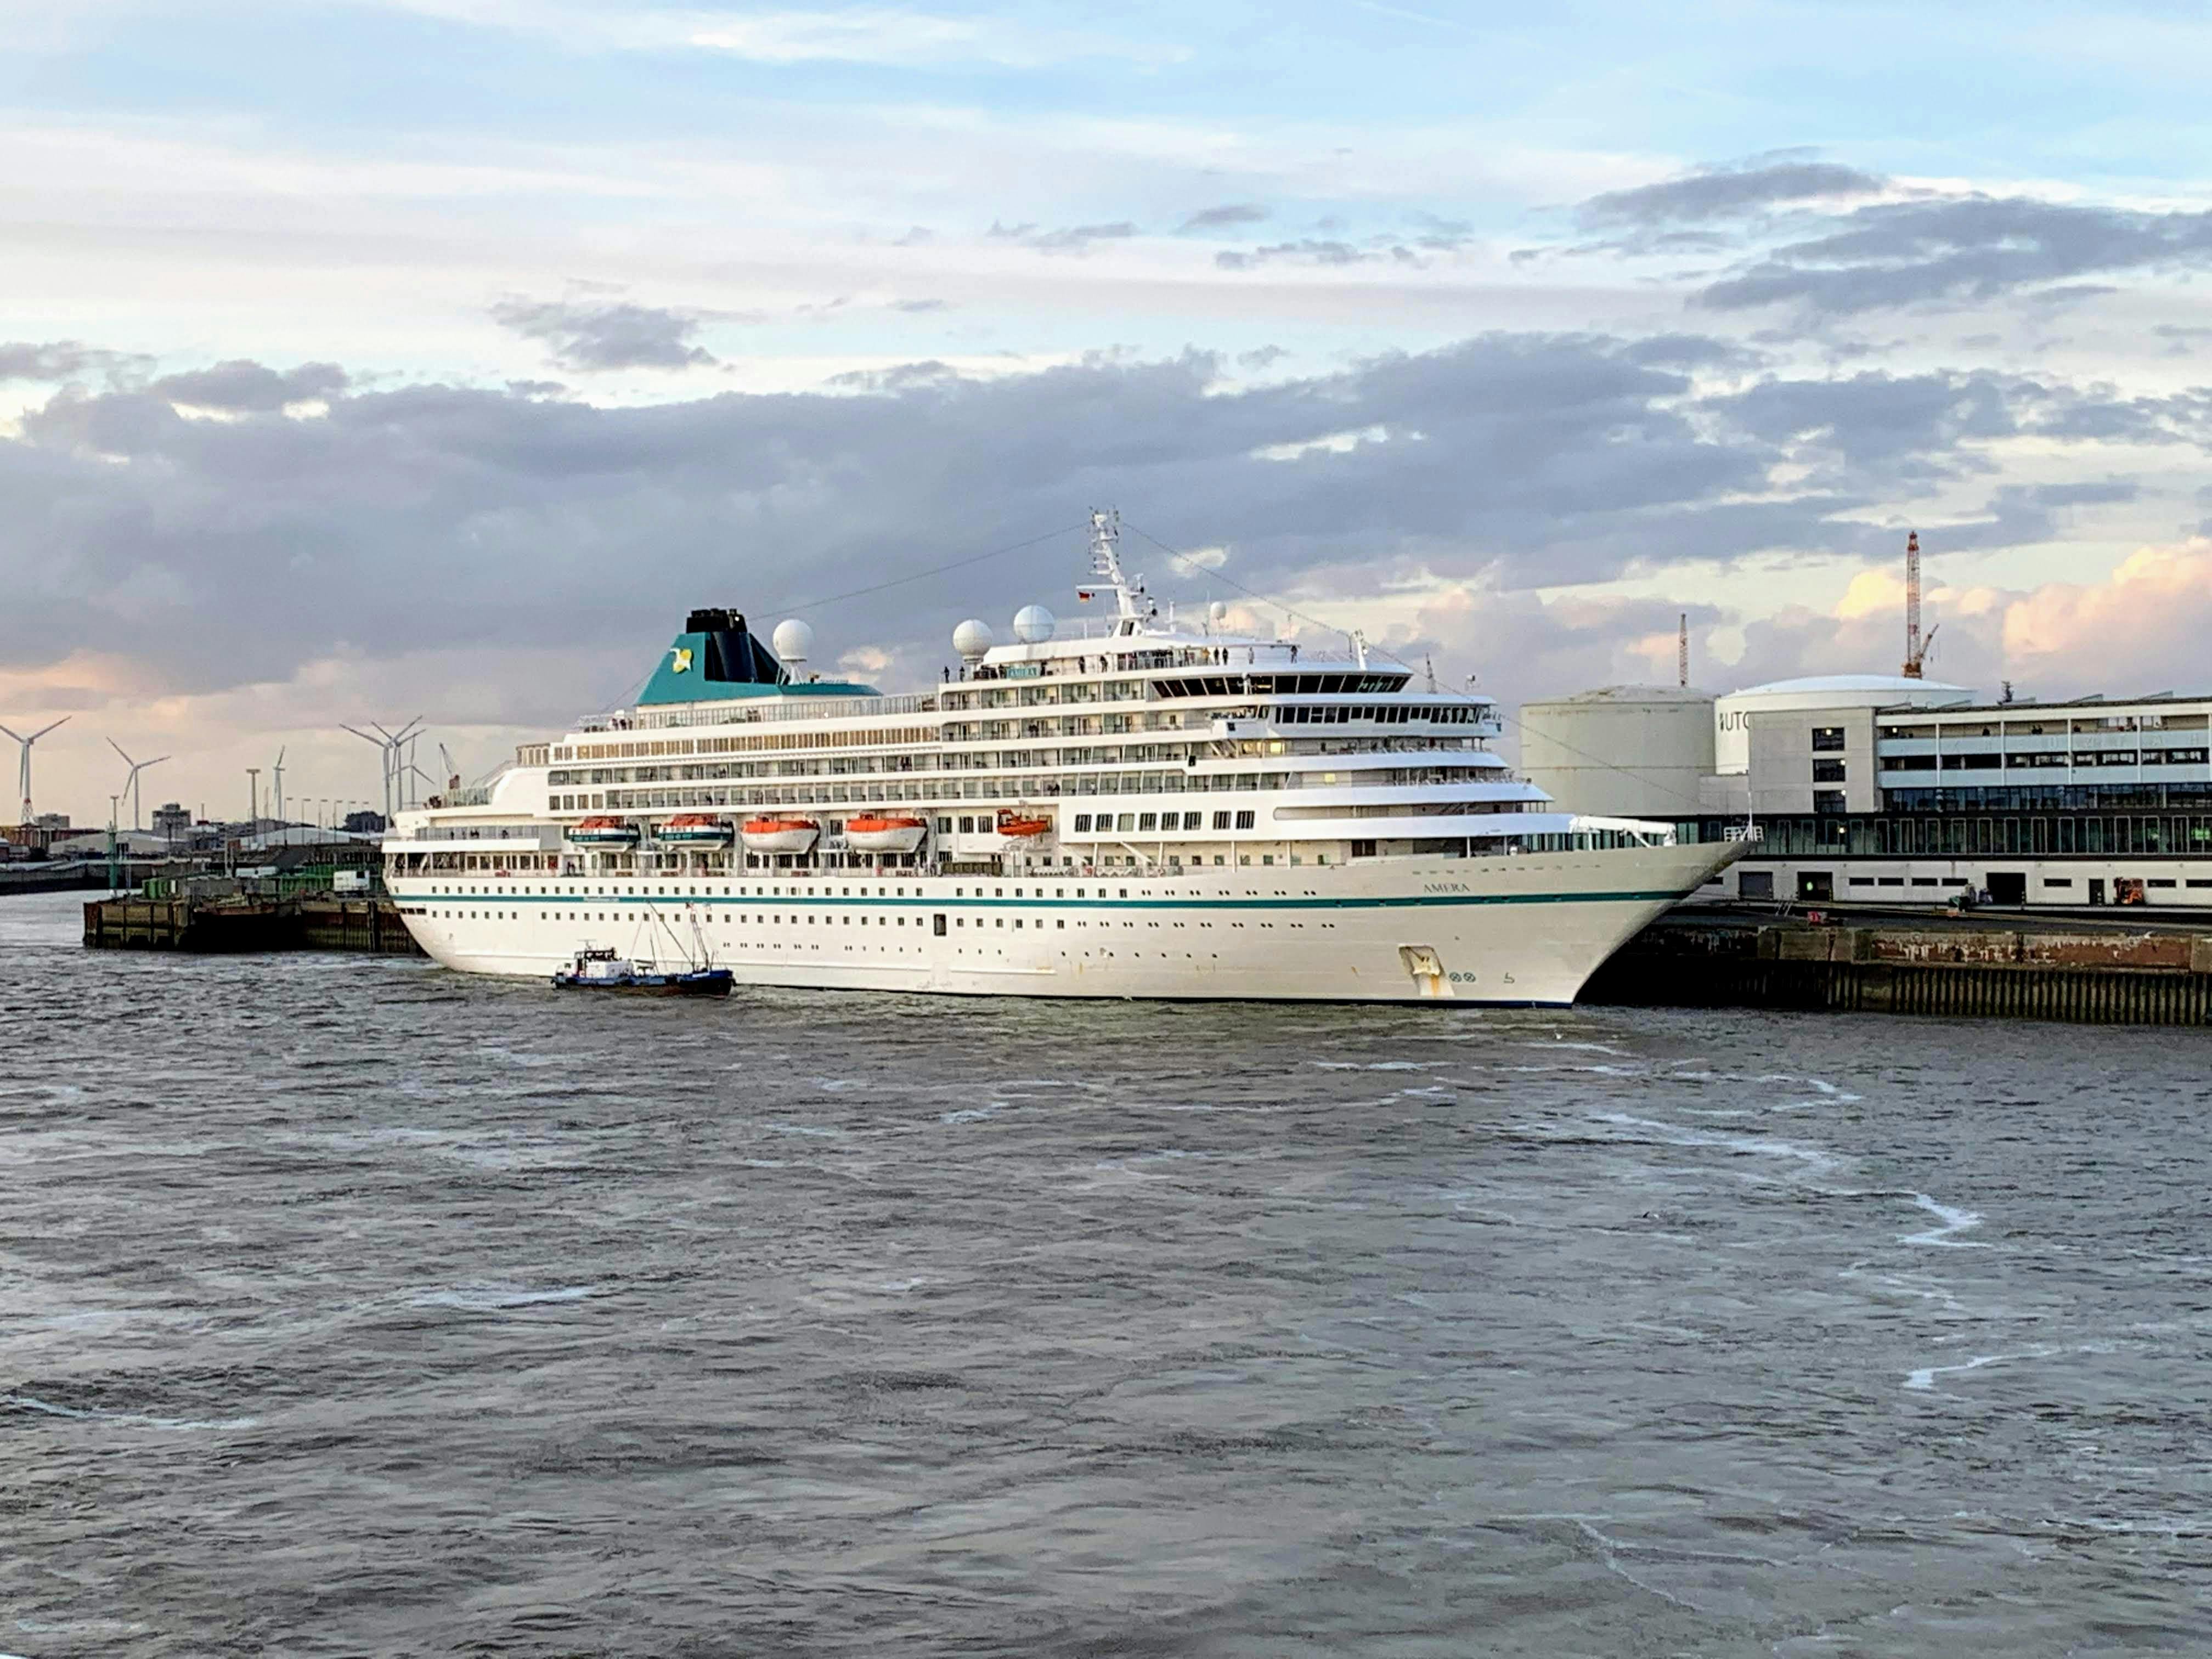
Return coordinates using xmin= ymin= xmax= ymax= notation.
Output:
xmin=552 ymin=947 xmax=733 ymax=997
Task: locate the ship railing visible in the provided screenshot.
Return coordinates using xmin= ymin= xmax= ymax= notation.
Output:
xmin=397 ymin=825 xmax=561 ymax=844
xmin=577 ymin=692 xmax=936 ymax=736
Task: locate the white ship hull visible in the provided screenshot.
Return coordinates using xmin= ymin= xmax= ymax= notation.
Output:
xmin=389 ymin=842 xmax=1734 ymax=1005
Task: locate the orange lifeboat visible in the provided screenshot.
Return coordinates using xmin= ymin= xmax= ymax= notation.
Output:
xmin=740 ymin=815 xmax=819 ymax=854
xmin=843 ymin=813 xmax=929 ymax=853
xmin=996 ymin=810 xmax=1052 ymax=838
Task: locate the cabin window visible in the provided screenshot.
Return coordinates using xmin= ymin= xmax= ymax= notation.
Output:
xmin=1234 ymin=810 xmax=1255 ymax=830
xmin=1212 ymin=811 xmax=1231 ymax=830
xmin=1074 ymin=814 xmax=1092 ymax=832
xmin=1138 ymin=813 xmax=1158 ymax=832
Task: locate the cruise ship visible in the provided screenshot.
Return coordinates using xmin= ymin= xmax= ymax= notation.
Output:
xmin=383 ymin=513 xmax=1739 ymax=1002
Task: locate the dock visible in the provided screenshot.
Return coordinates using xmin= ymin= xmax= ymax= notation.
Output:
xmin=1584 ymin=907 xmax=2212 ymax=1026
xmin=83 ymin=893 xmax=424 ymax=956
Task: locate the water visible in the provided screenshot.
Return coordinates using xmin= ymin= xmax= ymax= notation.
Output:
xmin=6 ymin=888 xmax=2212 ymax=1656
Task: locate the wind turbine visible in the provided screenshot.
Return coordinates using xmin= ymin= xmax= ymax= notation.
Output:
xmin=271 ymin=747 xmax=287 ymax=824
xmin=341 ymin=718 xmax=424 ymax=821
xmin=1 ymin=715 xmax=69 ymax=825
xmin=108 ymin=738 xmax=170 ymax=832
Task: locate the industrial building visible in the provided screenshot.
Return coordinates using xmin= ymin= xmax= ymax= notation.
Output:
xmin=1521 ymin=678 xmax=2212 ymax=911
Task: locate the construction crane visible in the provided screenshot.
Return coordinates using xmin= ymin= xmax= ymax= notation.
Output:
xmin=1901 ymin=531 xmax=1940 ymax=679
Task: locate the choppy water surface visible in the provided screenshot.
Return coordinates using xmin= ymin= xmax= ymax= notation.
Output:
xmin=5 ymin=889 xmax=2212 ymax=1656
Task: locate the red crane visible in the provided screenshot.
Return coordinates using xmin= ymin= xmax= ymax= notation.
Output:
xmin=1901 ymin=531 xmax=1938 ymax=678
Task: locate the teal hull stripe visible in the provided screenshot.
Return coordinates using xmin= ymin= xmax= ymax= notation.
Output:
xmin=400 ymin=889 xmax=1685 ymax=912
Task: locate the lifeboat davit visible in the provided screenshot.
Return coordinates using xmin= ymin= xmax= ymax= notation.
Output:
xmin=843 ymin=813 xmax=929 ymax=854
xmin=996 ymin=810 xmax=1052 ymax=838
xmin=741 ymin=815 xmax=819 ymax=854
xmin=658 ymin=812 xmax=733 ymax=845
xmin=566 ymin=814 xmax=641 ymax=845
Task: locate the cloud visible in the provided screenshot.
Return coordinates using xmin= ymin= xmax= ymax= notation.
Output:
xmin=489 ymin=298 xmax=718 ymax=371
xmin=1999 ymin=538 xmax=2212 ymax=687
xmin=1697 ymin=195 xmax=2212 ymax=315
xmin=376 ymin=3 xmax=1188 ymax=70
xmin=0 ymin=340 xmax=151 ymax=384
xmin=1578 ymin=159 xmax=1887 ymax=228
xmin=4 ymin=329 xmax=2198 ymax=821
xmin=988 ymin=219 xmax=1138 ymax=254
xmin=151 ymin=360 xmax=348 ymax=412
xmin=1215 ymin=239 xmax=1368 ymax=270
xmin=1722 ymin=538 xmax=2212 ymax=702
xmin=1178 ymin=203 xmax=1270 ymax=233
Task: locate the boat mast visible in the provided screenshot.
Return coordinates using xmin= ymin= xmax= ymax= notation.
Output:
xmin=1080 ymin=507 xmax=1148 ymax=634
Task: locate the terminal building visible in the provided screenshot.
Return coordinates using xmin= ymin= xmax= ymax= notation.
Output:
xmin=1521 ymin=678 xmax=2212 ymax=910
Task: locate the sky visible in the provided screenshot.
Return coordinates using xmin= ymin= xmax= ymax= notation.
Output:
xmin=7 ymin=0 xmax=2212 ymax=825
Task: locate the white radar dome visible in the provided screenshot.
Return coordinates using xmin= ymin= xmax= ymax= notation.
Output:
xmin=1208 ymin=600 xmax=1229 ymax=624
xmin=952 ymin=618 xmax=995 ymax=659
xmin=1011 ymin=604 xmax=1057 ymax=644
xmin=771 ymin=618 xmax=814 ymax=664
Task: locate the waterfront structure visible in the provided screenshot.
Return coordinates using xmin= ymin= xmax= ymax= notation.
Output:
xmin=1522 ymin=676 xmax=2212 ymax=910
xmin=1519 ymin=684 xmax=1716 ymax=819
xmin=380 ymin=513 xmax=1737 ymax=1002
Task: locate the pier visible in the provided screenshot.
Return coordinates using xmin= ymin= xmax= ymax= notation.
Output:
xmin=1584 ymin=907 xmax=2212 ymax=1026
xmin=82 ymin=891 xmax=423 ymax=955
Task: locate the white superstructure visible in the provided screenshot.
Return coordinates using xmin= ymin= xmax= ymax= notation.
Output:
xmin=383 ymin=512 xmax=1739 ymax=1002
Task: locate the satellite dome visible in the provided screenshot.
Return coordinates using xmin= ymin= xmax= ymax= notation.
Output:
xmin=952 ymin=618 xmax=994 ymax=659
xmin=1011 ymin=604 xmax=1056 ymax=644
xmin=771 ymin=618 xmax=814 ymax=664
xmin=1208 ymin=600 xmax=1229 ymax=624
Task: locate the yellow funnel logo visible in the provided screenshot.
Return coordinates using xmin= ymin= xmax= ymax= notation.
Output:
xmin=671 ymin=647 xmax=693 ymax=673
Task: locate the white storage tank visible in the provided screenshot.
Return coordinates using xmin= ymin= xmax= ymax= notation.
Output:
xmin=1518 ymin=685 xmax=1716 ymax=818
xmin=1713 ymin=674 xmax=1974 ymax=774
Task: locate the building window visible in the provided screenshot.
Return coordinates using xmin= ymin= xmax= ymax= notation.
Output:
xmin=1813 ymin=790 xmax=1847 ymax=815
xmin=1812 ymin=759 xmax=1847 ymax=783
xmin=1811 ymin=726 xmax=1846 ymax=752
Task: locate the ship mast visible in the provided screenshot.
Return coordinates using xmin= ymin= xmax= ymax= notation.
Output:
xmin=1077 ymin=507 xmax=1149 ymax=633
